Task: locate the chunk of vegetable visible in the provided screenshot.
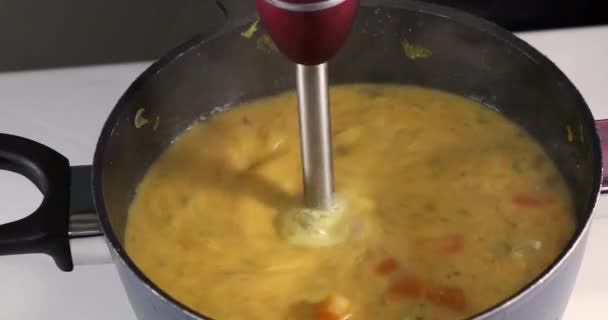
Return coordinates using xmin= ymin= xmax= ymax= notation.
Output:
xmin=387 ymin=275 xmax=426 ymax=300
xmin=375 ymin=257 xmax=399 ymax=275
xmin=387 ymin=275 xmax=467 ymax=313
xmin=316 ymin=294 xmax=353 ymax=320
xmin=438 ymin=233 xmax=464 ymax=254
xmin=512 ymin=193 xmax=554 ymax=206
xmin=426 ymin=286 xmax=466 ymax=312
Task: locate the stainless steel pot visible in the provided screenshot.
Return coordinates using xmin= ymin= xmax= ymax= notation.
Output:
xmin=0 ymin=1 xmax=606 ymax=319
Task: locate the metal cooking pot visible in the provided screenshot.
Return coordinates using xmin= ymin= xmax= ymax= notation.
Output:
xmin=0 ymin=0 xmax=606 ymax=319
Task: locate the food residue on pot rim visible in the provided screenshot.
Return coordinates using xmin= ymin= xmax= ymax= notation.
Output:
xmin=135 ymin=108 xmax=149 ymax=128
xmin=241 ymin=19 xmax=278 ymax=53
xmin=241 ymin=19 xmax=259 ymax=39
xmin=134 ymin=108 xmax=160 ymax=131
xmin=153 ymin=116 xmax=160 ymax=131
xmin=402 ymin=39 xmax=432 ymax=60
xmin=566 ymin=125 xmax=574 ymax=143
xmin=256 ymin=34 xmax=278 ymax=53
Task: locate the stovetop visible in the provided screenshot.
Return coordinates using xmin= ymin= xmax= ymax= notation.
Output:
xmin=0 ymin=26 xmax=606 ymax=319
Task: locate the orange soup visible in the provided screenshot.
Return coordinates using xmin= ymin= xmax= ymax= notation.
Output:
xmin=125 ymin=84 xmax=575 ymax=320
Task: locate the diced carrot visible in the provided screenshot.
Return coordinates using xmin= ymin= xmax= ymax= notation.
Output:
xmin=177 ymin=238 xmax=193 ymax=250
xmin=375 ymin=257 xmax=399 ymax=275
xmin=386 ymin=275 xmax=426 ymax=300
xmin=438 ymin=233 xmax=464 ymax=254
xmin=426 ymin=286 xmax=466 ymax=312
xmin=316 ymin=294 xmax=353 ymax=320
xmin=512 ymin=193 xmax=553 ymax=206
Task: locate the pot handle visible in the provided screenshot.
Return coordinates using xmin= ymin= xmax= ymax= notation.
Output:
xmin=596 ymin=120 xmax=608 ymax=193
xmin=0 ymin=133 xmax=73 ymax=271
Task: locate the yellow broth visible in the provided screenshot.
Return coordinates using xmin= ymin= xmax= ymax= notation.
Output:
xmin=125 ymin=84 xmax=575 ymax=320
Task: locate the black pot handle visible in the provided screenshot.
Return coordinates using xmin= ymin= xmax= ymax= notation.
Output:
xmin=0 ymin=133 xmax=73 ymax=271
xmin=596 ymin=120 xmax=608 ymax=193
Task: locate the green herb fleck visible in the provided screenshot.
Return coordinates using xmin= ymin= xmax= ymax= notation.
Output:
xmin=511 ymin=158 xmax=526 ymax=173
xmin=359 ymin=86 xmax=383 ymax=98
xmin=492 ymin=240 xmax=513 ymax=256
xmin=335 ymin=144 xmax=353 ymax=156
xmin=543 ymin=174 xmax=561 ymax=187
xmin=457 ymin=208 xmax=469 ymax=216
xmin=474 ymin=107 xmax=489 ymax=124
xmin=446 ymin=269 xmax=462 ymax=279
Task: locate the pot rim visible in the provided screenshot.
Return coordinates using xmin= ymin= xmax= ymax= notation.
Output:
xmin=92 ymin=0 xmax=602 ymax=319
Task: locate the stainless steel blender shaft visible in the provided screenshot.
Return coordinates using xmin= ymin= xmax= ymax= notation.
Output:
xmin=295 ymin=63 xmax=335 ymax=209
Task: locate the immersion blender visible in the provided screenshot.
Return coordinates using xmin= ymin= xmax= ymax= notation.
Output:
xmin=256 ymin=0 xmax=359 ymax=210
xmin=256 ymin=0 xmax=360 ymax=247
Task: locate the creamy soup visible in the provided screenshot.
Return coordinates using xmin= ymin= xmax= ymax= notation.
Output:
xmin=125 ymin=84 xmax=575 ymax=320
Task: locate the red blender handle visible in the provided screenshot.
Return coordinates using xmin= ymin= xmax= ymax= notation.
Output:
xmin=256 ymin=0 xmax=359 ymax=65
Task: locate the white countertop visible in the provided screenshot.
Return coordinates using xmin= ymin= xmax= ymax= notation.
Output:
xmin=0 ymin=26 xmax=607 ymax=319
